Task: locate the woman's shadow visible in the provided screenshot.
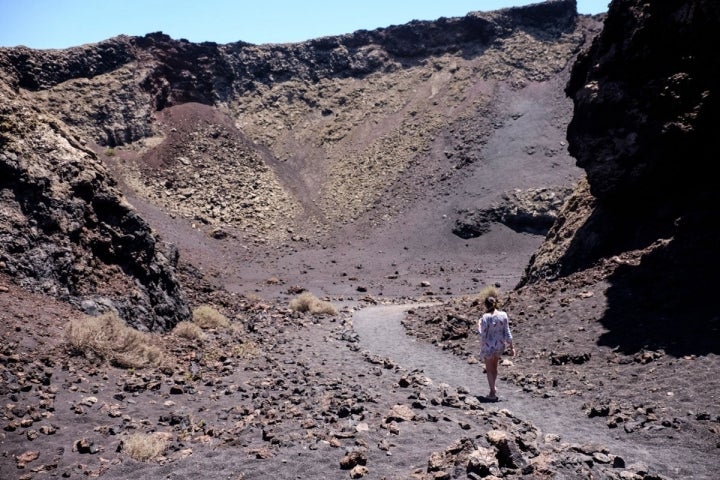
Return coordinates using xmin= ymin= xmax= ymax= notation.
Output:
xmin=477 ymin=395 xmax=500 ymax=403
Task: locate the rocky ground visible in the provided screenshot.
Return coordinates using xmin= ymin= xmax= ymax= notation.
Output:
xmin=2 ymin=102 xmax=719 ymax=478
xmin=2 ymin=243 xmax=719 ymax=479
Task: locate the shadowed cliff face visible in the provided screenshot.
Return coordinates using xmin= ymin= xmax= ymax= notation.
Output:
xmin=524 ymin=0 xmax=720 ymax=354
xmin=566 ymin=1 xmax=719 ymax=206
xmin=526 ymin=0 xmax=720 ymax=277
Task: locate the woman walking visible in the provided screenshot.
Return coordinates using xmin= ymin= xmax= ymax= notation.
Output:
xmin=478 ymin=295 xmax=515 ymax=401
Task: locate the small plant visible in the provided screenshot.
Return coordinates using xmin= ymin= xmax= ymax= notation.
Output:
xmin=192 ymin=305 xmax=231 ymax=329
xmin=104 ymin=147 xmax=116 ymax=156
xmin=244 ymin=293 xmax=264 ymax=304
xmin=231 ymin=340 xmax=259 ymax=359
xmin=289 ymin=292 xmax=338 ymax=316
xmin=478 ymin=285 xmax=503 ymax=308
xmin=172 ymin=321 xmax=204 ymax=340
xmin=64 ymin=312 xmax=164 ymax=368
xmin=122 ymin=433 xmax=169 ymax=461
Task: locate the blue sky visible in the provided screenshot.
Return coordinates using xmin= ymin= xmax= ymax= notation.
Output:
xmin=0 ymin=1 xmax=609 ymax=50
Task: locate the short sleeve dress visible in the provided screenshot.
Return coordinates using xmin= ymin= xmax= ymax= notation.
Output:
xmin=479 ymin=310 xmax=512 ymax=361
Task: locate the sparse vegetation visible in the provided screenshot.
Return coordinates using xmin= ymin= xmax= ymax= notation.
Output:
xmin=172 ymin=320 xmax=204 ymax=340
xmin=478 ymin=285 xmax=503 ymax=307
xmin=289 ymin=292 xmax=338 ymax=316
xmin=122 ymin=433 xmax=169 ymax=461
xmin=244 ymin=292 xmax=266 ymax=306
xmin=104 ymin=147 xmax=116 ymax=156
xmin=64 ymin=312 xmax=164 ymax=368
xmin=231 ymin=340 xmax=259 ymax=358
xmin=192 ymin=305 xmax=231 ymax=329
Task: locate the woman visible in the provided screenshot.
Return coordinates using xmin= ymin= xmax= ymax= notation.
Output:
xmin=478 ymin=295 xmax=515 ymax=401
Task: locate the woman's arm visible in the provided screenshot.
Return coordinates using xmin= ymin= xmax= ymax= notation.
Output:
xmin=504 ymin=314 xmax=515 ymax=356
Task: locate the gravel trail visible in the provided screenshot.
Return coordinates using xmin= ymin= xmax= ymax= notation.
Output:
xmin=353 ymin=304 xmax=711 ymax=480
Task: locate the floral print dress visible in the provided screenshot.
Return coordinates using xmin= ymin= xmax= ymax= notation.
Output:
xmin=479 ymin=310 xmax=513 ymax=361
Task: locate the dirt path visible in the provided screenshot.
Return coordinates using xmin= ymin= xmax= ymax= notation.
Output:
xmin=353 ymin=304 xmax=713 ymax=480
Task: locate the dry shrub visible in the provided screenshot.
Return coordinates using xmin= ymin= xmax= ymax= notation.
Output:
xmin=65 ymin=312 xmax=164 ymax=368
xmin=172 ymin=321 xmax=204 ymax=340
xmin=231 ymin=340 xmax=259 ymax=359
xmin=289 ymin=292 xmax=338 ymax=316
xmin=192 ymin=305 xmax=230 ymax=329
xmin=478 ymin=285 xmax=503 ymax=307
xmin=243 ymin=292 xmax=266 ymax=307
xmin=122 ymin=433 xmax=169 ymax=461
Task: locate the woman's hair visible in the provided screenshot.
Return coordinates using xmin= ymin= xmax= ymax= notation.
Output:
xmin=484 ymin=296 xmax=497 ymax=311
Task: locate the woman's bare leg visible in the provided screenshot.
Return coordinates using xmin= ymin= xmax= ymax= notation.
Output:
xmin=484 ymin=355 xmax=499 ymax=397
